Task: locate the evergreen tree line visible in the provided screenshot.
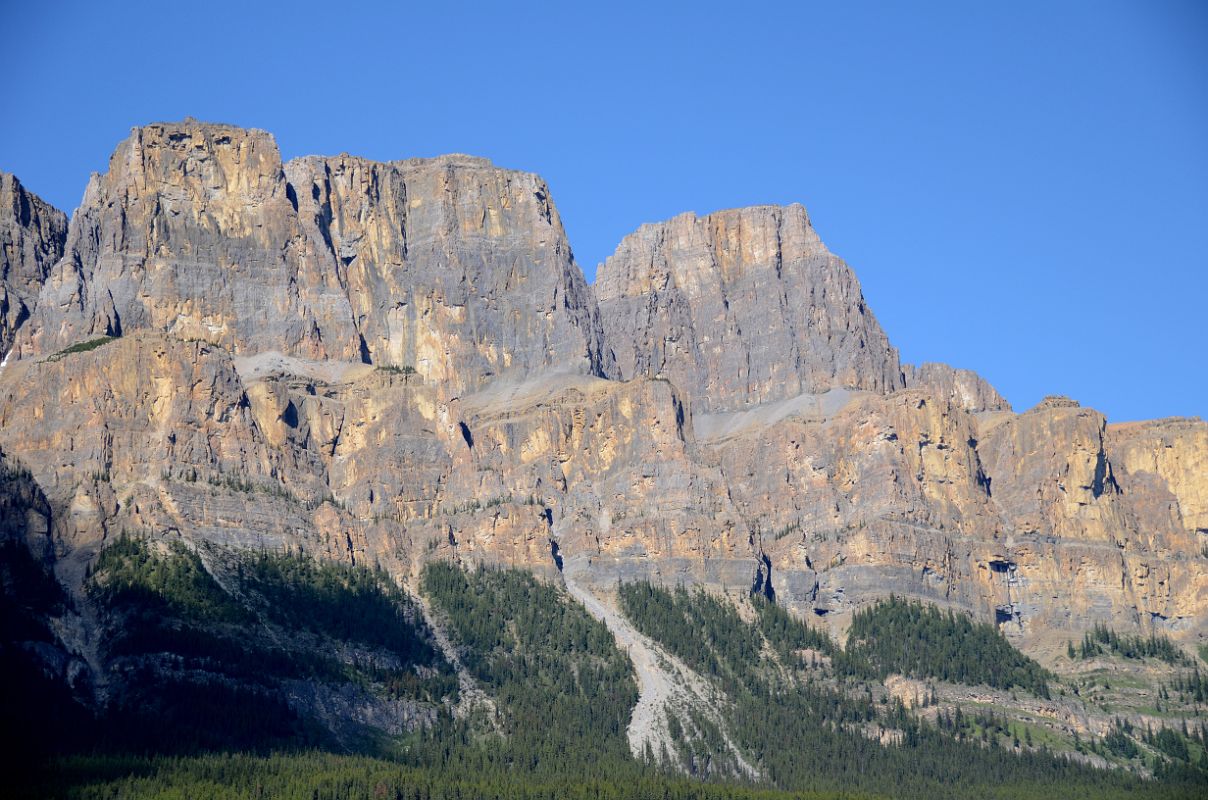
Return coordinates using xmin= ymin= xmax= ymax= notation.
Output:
xmin=70 ymin=536 xmax=459 ymax=755
xmin=1067 ymin=718 xmax=1204 ymax=772
xmin=9 ymin=547 xmax=1208 ymax=799
xmin=1169 ymin=667 xmax=1206 ymax=703
xmin=1071 ymin=623 xmax=1191 ymax=666
xmin=616 ymin=580 xmax=1205 ymax=799
xmin=413 ymin=562 xmax=639 ymax=779
xmin=19 ymin=751 xmax=874 ymax=800
xmin=242 ymin=549 xmax=441 ymax=664
xmin=837 ymin=596 xmax=1053 ymax=697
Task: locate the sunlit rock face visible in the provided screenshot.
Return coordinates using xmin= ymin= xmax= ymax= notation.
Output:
xmin=698 ymin=386 xmax=1205 ymax=644
xmin=0 ymin=171 xmax=67 ymax=357
xmin=283 ymin=152 xmax=612 ymax=392
xmin=17 ymin=120 xmax=610 ymax=395
xmin=1107 ymin=416 xmax=1208 ymax=536
xmin=595 ymin=203 xmax=903 ymax=414
xmin=0 ymin=120 xmax=1204 ymax=673
xmin=903 ymin=362 xmax=1011 ymax=413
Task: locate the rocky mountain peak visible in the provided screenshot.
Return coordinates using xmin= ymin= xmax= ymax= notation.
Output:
xmin=15 ymin=120 xmax=612 ymax=393
xmin=1 ymin=123 xmax=1205 ymax=784
xmin=0 ymin=172 xmax=67 ymax=357
xmin=282 ymin=149 xmax=612 ymax=389
xmin=596 ymin=202 xmax=902 ymax=413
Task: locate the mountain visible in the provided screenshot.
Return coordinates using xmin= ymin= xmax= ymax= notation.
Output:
xmin=0 ymin=171 xmax=67 ymax=358
xmin=2 ymin=120 xmax=1205 ymax=799
xmin=595 ymin=203 xmax=903 ymax=411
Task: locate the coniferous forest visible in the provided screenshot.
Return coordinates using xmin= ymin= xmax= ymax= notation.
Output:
xmin=3 ymin=14 xmax=1206 ymax=795
xmin=7 ymin=539 xmax=1207 ymax=799
xmin=836 ymin=596 xmax=1054 ymax=696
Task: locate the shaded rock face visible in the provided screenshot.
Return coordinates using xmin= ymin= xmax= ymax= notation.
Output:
xmin=1108 ymin=417 xmax=1208 ymax=537
xmin=0 ymin=172 xmax=67 ymax=356
xmin=595 ymin=204 xmax=903 ymax=413
xmin=18 ymin=121 xmax=609 ymax=394
xmin=0 ymin=117 xmax=1204 ymax=689
xmin=0 ymin=448 xmax=53 ymax=558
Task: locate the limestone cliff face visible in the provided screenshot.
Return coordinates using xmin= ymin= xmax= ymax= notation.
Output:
xmin=0 ymin=334 xmax=331 ymax=554
xmin=0 ymin=322 xmax=749 ymax=599
xmin=239 ymin=363 xmax=756 ymax=590
xmin=0 ymin=172 xmax=67 ymax=356
xmin=0 ymin=120 xmax=1204 ymax=682
xmin=18 ymin=121 xmax=609 ymax=394
xmin=978 ymin=399 xmax=1205 ymax=631
xmin=980 ymin=397 xmax=1126 ymax=544
xmin=17 ymin=121 xmax=353 ymax=360
xmin=444 ymin=374 xmax=755 ymax=589
xmin=706 ymin=389 xmax=1002 ymax=617
xmin=596 ymin=204 xmax=902 ymax=413
xmin=709 ymin=388 xmax=1206 ymax=642
xmin=285 ymin=153 xmax=612 ymax=392
xmin=1108 ymin=417 xmax=1208 ymax=536
xmin=903 ymin=362 xmax=1011 ymax=413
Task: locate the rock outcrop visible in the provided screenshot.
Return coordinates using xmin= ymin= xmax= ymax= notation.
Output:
xmin=17 ymin=121 xmax=610 ymax=394
xmin=903 ymin=362 xmax=1011 ymax=413
xmin=596 ymin=204 xmax=902 ymax=413
xmin=698 ymin=385 xmax=1208 ymax=645
xmin=0 ymin=172 xmax=67 ymax=357
xmin=284 ymin=153 xmax=612 ymax=391
xmin=0 ymin=119 xmax=1204 ymax=705
xmin=1108 ymin=416 xmax=1208 ymax=536
xmin=445 ymin=373 xmax=756 ymax=590
xmin=0 ymin=333 xmax=329 ymax=555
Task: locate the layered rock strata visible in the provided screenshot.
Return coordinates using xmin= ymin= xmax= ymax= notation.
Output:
xmin=0 ymin=172 xmax=67 ymax=356
xmin=0 ymin=119 xmax=1203 ymax=681
xmin=17 ymin=121 xmax=609 ymax=394
xmin=595 ymin=204 xmax=902 ymax=413
xmin=902 ymin=362 xmax=1011 ymax=413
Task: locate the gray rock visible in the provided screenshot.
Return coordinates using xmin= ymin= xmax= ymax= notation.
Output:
xmin=284 ymin=152 xmax=613 ymax=393
xmin=0 ymin=119 xmax=1203 ymax=670
xmin=17 ymin=121 xmax=611 ymax=395
xmin=902 ymin=362 xmax=1011 ymax=413
xmin=0 ymin=172 xmax=67 ymax=357
xmin=596 ymin=204 xmax=902 ymax=413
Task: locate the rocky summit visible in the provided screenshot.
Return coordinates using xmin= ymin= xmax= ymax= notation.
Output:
xmin=3 ymin=120 xmax=1206 ymax=797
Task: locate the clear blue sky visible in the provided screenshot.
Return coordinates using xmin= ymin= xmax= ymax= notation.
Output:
xmin=2 ymin=1 xmax=1205 ymax=421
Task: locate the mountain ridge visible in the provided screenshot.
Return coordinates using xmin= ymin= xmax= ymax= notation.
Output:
xmin=2 ymin=119 xmax=1205 ymax=794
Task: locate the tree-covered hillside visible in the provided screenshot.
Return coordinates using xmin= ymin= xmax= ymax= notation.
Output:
xmin=836 ymin=596 xmax=1053 ymax=696
xmin=416 ymin=562 xmax=638 ymax=776
xmin=617 ymin=581 xmax=1205 ymax=800
xmin=79 ymin=536 xmax=457 ymax=753
xmin=8 ymin=547 xmax=1207 ymax=799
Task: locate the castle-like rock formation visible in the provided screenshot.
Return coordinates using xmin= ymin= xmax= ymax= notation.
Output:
xmin=1 ymin=121 xmax=1203 ymax=678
